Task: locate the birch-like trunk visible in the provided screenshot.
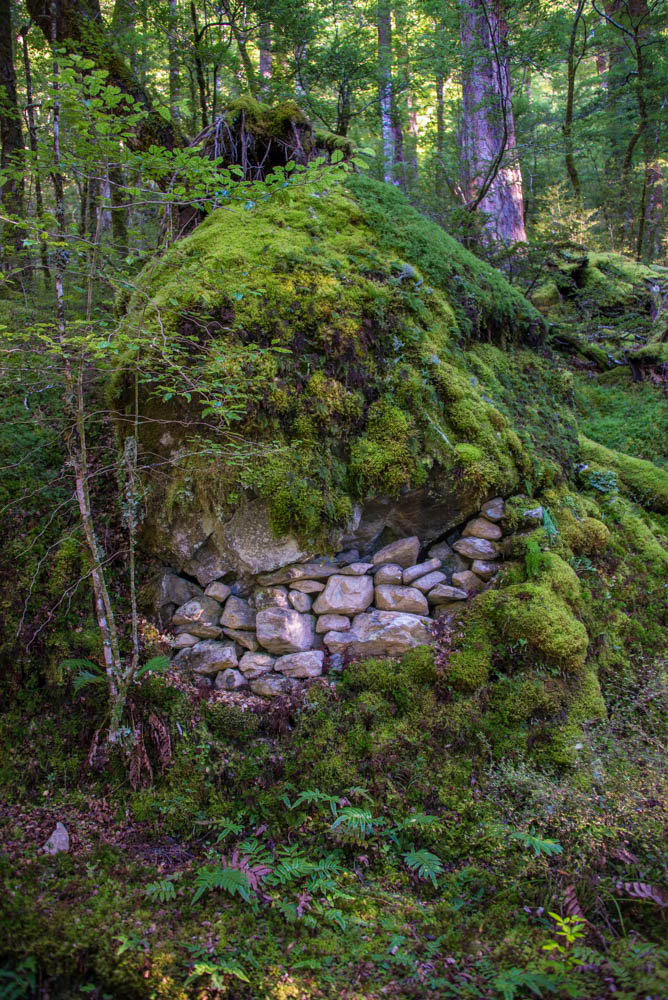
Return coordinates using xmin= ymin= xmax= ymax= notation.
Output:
xmin=458 ymin=0 xmax=526 ymax=244
xmin=377 ymin=0 xmax=395 ymax=184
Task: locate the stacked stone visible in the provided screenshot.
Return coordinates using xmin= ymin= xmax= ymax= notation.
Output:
xmin=165 ymin=496 xmax=512 ymax=698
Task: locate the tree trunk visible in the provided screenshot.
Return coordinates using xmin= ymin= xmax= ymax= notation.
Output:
xmin=394 ymin=0 xmax=418 ymax=186
xmin=20 ymin=26 xmax=50 ymax=280
xmin=563 ymin=0 xmax=586 ymax=203
xmin=378 ymin=0 xmax=395 ymax=184
xmin=168 ymin=0 xmax=180 ymax=121
xmin=0 ymin=0 xmax=26 ymax=275
xmin=458 ymin=0 xmax=527 ymax=244
xmin=259 ymin=22 xmax=272 ymax=95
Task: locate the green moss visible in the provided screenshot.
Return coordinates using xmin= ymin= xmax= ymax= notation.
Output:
xmin=580 ymin=435 xmax=668 ymax=513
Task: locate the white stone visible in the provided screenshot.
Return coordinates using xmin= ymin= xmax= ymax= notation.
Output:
xmin=222 ymin=628 xmax=259 ymax=651
xmin=427 ymin=584 xmax=468 ymax=602
xmin=204 ymin=581 xmax=232 ymax=603
xmin=403 ymin=558 xmax=441 ymax=584
xmin=42 ymin=822 xmax=69 ymax=855
xmin=481 ymin=497 xmax=504 ymax=522
xmin=373 ymin=563 xmax=403 ymax=585
xmin=172 ymin=596 xmax=221 ymax=632
xmin=338 ymin=562 xmax=374 ymax=576
xmin=411 ymin=571 xmax=447 ymax=593
xmin=171 ymin=632 xmax=199 ymax=649
xmin=257 ymin=562 xmax=339 ymax=586
xmin=172 ymin=639 xmax=237 ymax=674
xmin=214 ymin=668 xmax=248 ymax=690
xmin=312 ymin=574 xmax=374 ymax=616
xmin=255 ymin=607 xmax=316 ymax=654
xmin=238 ymin=652 xmax=276 ymax=679
xmin=274 ymin=650 xmax=325 ymax=678
xmin=371 ymin=536 xmax=420 ymax=568
xmin=253 ymin=586 xmax=290 ymax=610
xmin=220 ymin=595 xmax=256 ymax=630
xmin=289 ymin=590 xmax=313 ymax=613
xmin=471 ymin=559 xmax=499 ymax=581
xmin=289 ymin=580 xmax=325 ymax=594
xmin=452 ymin=537 xmax=499 ymax=560
xmin=315 ymin=614 xmax=351 ymax=634
xmin=462 ymin=517 xmax=502 ymax=541
xmin=375 ymin=584 xmax=429 ymax=615
xmin=323 ymin=610 xmax=433 ymax=658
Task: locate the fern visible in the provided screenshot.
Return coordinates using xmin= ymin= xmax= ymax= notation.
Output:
xmin=267 ymin=858 xmax=314 ymax=885
xmin=60 ymin=658 xmax=106 ymax=693
xmin=134 ymin=655 xmax=170 ymax=680
xmin=185 ymin=958 xmax=250 ymax=987
xmin=192 ymin=865 xmax=252 ymax=903
xmin=0 ymin=958 xmax=37 ymax=1000
xmin=286 ymin=788 xmax=341 ymax=816
xmin=403 ymin=847 xmax=444 ymax=886
xmin=543 ymin=506 xmax=559 ymax=545
xmin=507 ymin=827 xmax=563 ymax=857
xmin=145 ymin=876 xmax=178 ymax=903
xmin=493 ymin=968 xmax=558 ymax=999
xmin=330 ymin=806 xmax=376 ymax=839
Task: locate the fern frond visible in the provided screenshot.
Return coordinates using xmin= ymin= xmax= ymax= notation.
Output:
xmin=403 ymin=847 xmax=444 ymax=886
xmin=135 ymin=655 xmax=170 ymax=680
xmin=192 ymin=865 xmax=252 ymax=903
xmin=330 ymin=806 xmax=375 ymax=839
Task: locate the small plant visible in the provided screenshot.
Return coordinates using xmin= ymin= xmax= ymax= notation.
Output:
xmin=145 ymin=873 xmax=181 ymax=903
xmin=542 ymin=912 xmax=587 ymax=969
xmin=525 ymin=539 xmax=545 ymax=579
xmin=586 ymin=468 xmax=618 ymax=494
xmin=506 ymin=826 xmax=563 ymax=857
xmin=403 ymin=847 xmax=444 ymax=886
xmin=543 ymin=507 xmax=559 ymax=546
xmin=0 ymin=958 xmax=37 ymax=1000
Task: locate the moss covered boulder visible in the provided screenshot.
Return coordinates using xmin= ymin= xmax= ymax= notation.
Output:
xmin=117 ymin=175 xmax=577 ymax=577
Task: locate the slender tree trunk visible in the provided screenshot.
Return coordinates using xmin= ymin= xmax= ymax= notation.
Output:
xmin=458 ymin=0 xmax=527 ymax=244
xmin=378 ymin=0 xmax=395 ymax=184
xmin=563 ymin=0 xmax=586 ymax=204
xmin=20 ymin=27 xmax=50 ymax=280
xmin=394 ymin=0 xmax=418 ymax=185
xmin=190 ymin=3 xmax=208 ymax=129
xmin=259 ymin=22 xmax=272 ymax=96
xmin=168 ymin=0 xmax=180 ymax=122
xmin=0 ymin=0 xmax=26 ymax=275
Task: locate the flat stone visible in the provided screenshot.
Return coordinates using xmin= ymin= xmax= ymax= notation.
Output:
xmin=428 ymin=584 xmax=468 ymax=602
xmin=471 ymin=559 xmax=499 ymax=581
xmin=257 ymin=562 xmax=339 ymax=587
xmin=316 ymin=614 xmax=351 ymax=634
xmin=338 ymin=562 xmax=374 ymax=576
xmin=403 ymin=558 xmax=441 ymax=585
xmin=238 ymin=652 xmax=276 ymax=679
xmin=481 ymin=497 xmax=504 ymax=522
xmin=253 ymin=586 xmax=290 ymax=610
xmin=373 ymin=563 xmax=403 ymax=585
xmin=220 ymin=596 xmax=256 ymax=630
xmin=289 ymin=590 xmax=312 ymax=613
xmin=172 ymin=639 xmax=237 ymax=674
xmin=250 ymin=675 xmax=300 ymax=698
xmin=313 ymin=574 xmax=374 ymax=616
xmin=255 ymin=607 xmax=316 ymax=654
xmin=335 ymin=548 xmax=360 ymax=566
xmin=275 ymin=650 xmax=325 ymax=678
xmin=42 ymin=822 xmax=70 ymax=855
xmin=172 ymin=596 xmax=222 ymax=631
xmin=452 ymin=537 xmax=499 ymax=560
xmin=214 ymin=668 xmax=248 ymax=690
xmin=220 ymin=499 xmax=309 ymax=576
xmin=222 ymin=627 xmax=259 ymax=651
xmin=375 ymin=584 xmax=429 ymax=615
xmin=204 ymin=581 xmax=232 ymax=603
xmin=427 ymin=540 xmax=454 ymax=562
xmin=289 ymin=580 xmax=325 ymax=594
xmin=154 ymin=572 xmax=202 ymax=610
xmin=463 ymin=517 xmax=502 ymax=541
xmin=323 ymin=610 xmax=433 ymax=659
xmin=451 ymin=570 xmax=485 ymax=594
xmin=371 ymin=536 xmax=420 ymax=568
xmin=412 ymin=571 xmax=447 ymax=593
xmin=171 ymin=632 xmax=200 ymax=649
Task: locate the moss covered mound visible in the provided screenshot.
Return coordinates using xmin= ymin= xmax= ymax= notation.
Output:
xmin=118 ymin=175 xmax=576 ymax=551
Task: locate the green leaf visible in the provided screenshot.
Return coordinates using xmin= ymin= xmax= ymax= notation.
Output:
xmin=135 ymin=655 xmax=170 ymax=680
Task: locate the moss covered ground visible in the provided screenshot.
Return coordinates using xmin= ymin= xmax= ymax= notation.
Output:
xmin=1 ymin=176 xmax=667 ymax=998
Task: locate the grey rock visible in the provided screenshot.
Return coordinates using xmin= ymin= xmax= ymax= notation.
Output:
xmin=238 ymin=652 xmax=275 ymax=679
xmin=428 ymin=584 xmax=468 ymax=602
xmin=289 ymin=580 xmax=325 ymax=594
xmin=173 ymin=639 xmax=238 ymax=674
xmin=275 ymin=650 xmax=325 ymax=678
xmin=316 ymin=614 xmax=351 ymax=634
xmin=451 ymin=570 xmax=485 ymax=594
xmin=257 ymin=562 xmax=340 ymax=587
xmin=481 ymin=497 xmax=504 ymax=522
xmin=427 ymin=540 xmax=454 ymax=562
xmin=328 ymin=653 xmax=345 ymax=672
xmin=204 ymin=581 xmax=232 ymax=603
xmin=523 ymin=505 xmax=544 ymax=524
xmin=338 ymin=562 xmax=374 ymax=576
xmin=371 ymin=536 xmax=420 ymax=568
xmin=471 ymin=559 xmax=499 ymax=581
xmin=255 ymin=607 xmax=316 ymax=654
xmin=411 ymin=571 xmax=447 ymax=593
xmin=373 ymin=563 xmax=403 ymax=585
xmin=42 ymin=822 xmax=70 ymax=855
xmin=172 ymin=596 xmax=222 ymax=630
xmin=220 ymin=596 xmax=256 ymax=630
xmin=335 ymin=548 xmax=360 ymax=566
xmin=375 ymin=584 xmax=429 ymax=615
xmin=324 ymin=610 xmax=433 ymax=658
xmin=222 ymin=628 xmax=259 ymax=651
xmin=434 ymin=602 xmax=467 ymax=619
xmin=220 ymin=499 xmax=309 ymax=576
xmin=250 ymin=674 xmax=299 ymax=698
xmin=462 ymin=517 xmax=502 ymax=541
xmin=214 ymin=668 xmax=248 ymax=690
xmin=289 ymin=590 xmax=313 ymax=613
xmin=253 ymin=586 xmax=290 ymax=611
xmin=312 ymin=574 xmax=374 ymax=616
xmin=452 ymin=537 xmax=499 ymax=560
xmin=171 ymin=632 xmax=200 ymax=649
xmin=154 ymin=572 xmax=202 ymax=610
xmin=183 ymin=536 xmax=231 ymax=587
xmin=403 ymin=558 xmax=441 ymax=584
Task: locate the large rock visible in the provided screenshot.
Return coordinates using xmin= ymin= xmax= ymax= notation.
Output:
xmin=315 ymin=614 xmax=351 ymax=633
xmin=250 ymin=675 xmax=299 ymax=698
xmin=274 ymin=650 xmax=325 ymax=678
xmin=373 ymin=563 xmax=403 ymax=585
xmin=154 ymin=572 xmax=202 ymax=610
xmin=411 ymin=570 xmax=446 ymax=593
xmin=223 ymin=628 xmax=259 ymax=651
xmin=403 ymin=558 xmax=441 ymax=584
xmin=312 ymin=574 xmax=374 ymax=616
xmin=220 ymin=596 xmax=256 ymax=630
xmin=258 ymin=562 xmax=339 ymax=587
xmin=219 ymin=500 xmax=308 ymax=576
xmin=253 ymin=586 xmax=290 ymax=610
xmin=173 ymin=639 xmax=238 ymax=674
xmin=428 ymin=584 xmax=467 ymax=602
xmin=214 ymin=668 xmax=248 ymax=690
xmin=452 ymin=537 xmax=499 ymax=560
xmin=323 ymin=610 xmax=433 ymax=658
xmin=255 ymin=607 xmax=316 ymax=654
xmin=451 ymin=570 xmax=485 ymax=594
xmin=462 ymin=517 xmax=502 ymax=541
xmin=172 ymin=597 xmax=223 ymax=637
xmin=289 ymin=590 xmax=313 ymax=613
xmin=481 ymin=497 xmax=504 ymax=522
xmin=204 ymin=581 xmax=231 ymax=603
xmin=183 ymin=535 xmax=231 ymax=587
xmin=371 ymin=536 xmax=420 ymax=568
xmin=375 ymin=585 xmax=429 ymax=615
xmin=42 ymin=822 xmax=70 ymax=855
xmin=238 ymin=651 xmax=276 ymax=679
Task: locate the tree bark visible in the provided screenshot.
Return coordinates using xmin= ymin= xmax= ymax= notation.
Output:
xmin=259 ymin=21 xmax=272 ymax=95
xmin=458 ymin=0 xmax=527 ymax=244
xmin=0 ymin=0 xmax=26 ymax=273
xmin=563 ymin=0 xmax=586 ymax=203
xmin=378 ymin=0 xmax=395 ymax=184
xmin=168 ymin=0 xmax=180 ymax=121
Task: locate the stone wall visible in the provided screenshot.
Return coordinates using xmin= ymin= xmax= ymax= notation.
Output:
xmin=159 ymin=497 xmax=527 ymax=698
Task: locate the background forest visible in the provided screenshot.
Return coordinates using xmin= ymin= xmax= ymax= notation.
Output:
xmin=0 ymin=1 xmax=667 ymax=999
